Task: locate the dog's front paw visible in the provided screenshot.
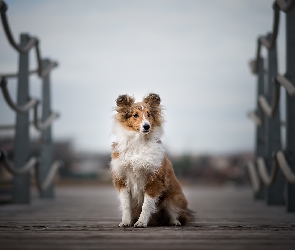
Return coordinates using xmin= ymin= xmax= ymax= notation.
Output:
xmin=119 ymin=221 xmax=132 ymax=227
xmin=134 ymin=220 xmax=147 ymax=228
xmin=170 ymin=220 xmax=181 ymax=226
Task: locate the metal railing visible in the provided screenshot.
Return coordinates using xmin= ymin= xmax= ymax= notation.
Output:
xmin=247 ymin=0 xmax=295 ymax=212
xmin=0 ymin=1 xmax=63 ymax=203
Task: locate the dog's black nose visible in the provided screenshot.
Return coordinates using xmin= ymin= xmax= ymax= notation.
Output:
xmin=143 ymin=124 xmax=150 ymax=131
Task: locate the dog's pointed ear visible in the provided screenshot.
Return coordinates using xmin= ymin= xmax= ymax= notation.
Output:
xmin=116 ymin=94 xmax=135 ymax=107
xmin=143 ymin=93 xmax=161 ymax=107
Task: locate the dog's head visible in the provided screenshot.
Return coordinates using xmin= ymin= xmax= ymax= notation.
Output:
xmin=115 ymin=93 xmax=163 ymax=134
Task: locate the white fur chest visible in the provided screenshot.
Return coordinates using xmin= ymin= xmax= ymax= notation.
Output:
xmin=118 ymin=138 xmax=164 ymax=169
xmin=111 ymin=136 xmax=164 ymax=175
xmin=124 ymin=167 xmax=148 ymax=205
xmin=111 ymin=122 xmax=165 ymax=200
xmin=111 ymin=137 xmax=164 ymax=204
xmin=111 ymin=122 xmax=164 ymax=172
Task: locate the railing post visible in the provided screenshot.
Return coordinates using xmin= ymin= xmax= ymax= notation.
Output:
xmin=265 ymin=33 xmax=285 ymax=205
xmin=39 ymin=59 xmax=54 ymax=198
xmin=12 ymin=33 xmax=31 ymax=204
xmin=254 ymin=57 xmax=265 ymax=199
xmin=285 ymin=5 xmax=295 ymax=212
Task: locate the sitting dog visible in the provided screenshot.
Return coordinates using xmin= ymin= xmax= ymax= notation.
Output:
xmin=110 ymin=93 xmax=193 ymax=227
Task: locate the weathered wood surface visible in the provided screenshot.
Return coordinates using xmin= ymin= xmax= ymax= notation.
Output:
xmin=0 ymin=185 xmax=295 ymax=249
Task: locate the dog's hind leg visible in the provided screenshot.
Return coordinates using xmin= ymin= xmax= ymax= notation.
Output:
xmin=166 ymin=204 xmax=182 ymax=226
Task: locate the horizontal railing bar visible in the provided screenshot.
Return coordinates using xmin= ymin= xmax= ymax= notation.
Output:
xmin=0 ymin=61 xmax=57 ymax=79
xmin=276 ymin=0 xmax=295 ymax=12
xmin=0 ymin=121 xmax=45 ymax=130
xmin=276 ymin=75 xmax=295 ymax=96
xmin=0 ymin=124 xmax=15 ymax=130
xmin=0 ymin=119 xmax=58 ymax=131
xmin=0 ymin=69 xmax=38 ymax=79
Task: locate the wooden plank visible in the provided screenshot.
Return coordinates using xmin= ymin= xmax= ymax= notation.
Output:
xmin=0 ymin=186 xmax=295 ymax=250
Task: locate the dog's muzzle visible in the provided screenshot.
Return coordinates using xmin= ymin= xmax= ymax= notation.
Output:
xmin=142 ymin=123 xmax=150 ymax=133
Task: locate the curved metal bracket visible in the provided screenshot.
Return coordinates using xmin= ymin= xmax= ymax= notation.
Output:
xmin=0 ymin=150 xmax=64 ymax=192
xmin=41 ymin=61 xmax=58 ymax=78
xmin=1 ymin=77 xmax=59 ymax=129
xmin=0 ymin=1 xmax=58 ymax=78
xmin=258 ymin=77 xmax=281 ymax=117
xmin=257 ymin=157 xmax=278 ymax=186
xmin=248 ymin=150 xmax=295 ymax=190
xmin=250 ymin=0 xmax=295 ymax=74
xmin=251 ymin=10 xmax=280 ymax=74
xmin=276 ymin=0 xmax=295 ymax=12
xmin=248 ymin=111 xmax=263 ymax=126
xmin=33 ymin=104 xmax=60 ymax=131
xmin=247 ymin=161 xmax=262 ymax=193
xmin=276 ymin=151 xmax=295 ymax=183
xmin=249 ymin=74 xmax=294 ymax=123
xmin=34 ymin=160 xmax=64 ymax=192
xmin=0 ymin=1 xmax=37 ymax=54
xmin=0 ymin=78 xmax=38 ymax=113
xmin=276 ymin=75 xmax=295 ymax=97
xmin=0 ymin=150 xmax=39 ymax=175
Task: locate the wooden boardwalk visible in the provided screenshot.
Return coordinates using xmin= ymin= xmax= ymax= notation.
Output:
xmin=0 ymin=185 xmax=295 ymax=249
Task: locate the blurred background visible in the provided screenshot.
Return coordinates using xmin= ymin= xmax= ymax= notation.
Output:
xmin=0 ymin=0 xmax=286 ymax=187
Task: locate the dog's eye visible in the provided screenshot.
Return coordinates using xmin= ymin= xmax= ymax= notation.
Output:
xmin=147 ymin=113 xmax=151 ymax=117
xmin=133 ymin=114 xmax=139 ymax=118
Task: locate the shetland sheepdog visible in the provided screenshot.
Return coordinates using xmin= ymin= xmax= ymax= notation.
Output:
xmin=110 ymin=93 xmax=193 ymax=227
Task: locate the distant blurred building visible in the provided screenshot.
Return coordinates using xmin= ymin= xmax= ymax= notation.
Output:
xmin=170 ymin=151 xmax=253 ymax=185
xmin=68 ymin=152 xmax=110 ymax=179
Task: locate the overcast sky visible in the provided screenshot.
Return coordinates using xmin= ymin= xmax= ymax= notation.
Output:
xmin=0 ymin=0 xmax=286 ymax=155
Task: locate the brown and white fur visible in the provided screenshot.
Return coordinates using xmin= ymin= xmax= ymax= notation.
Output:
xmin=110 ymin=93 xmax=193 ymax=228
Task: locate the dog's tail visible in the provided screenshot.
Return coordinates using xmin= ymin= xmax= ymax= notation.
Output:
xmin=179 ymin=208 xmax=196 ymax=226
